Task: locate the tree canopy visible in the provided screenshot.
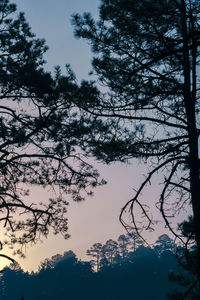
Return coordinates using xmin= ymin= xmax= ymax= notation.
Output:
xmin=72 ymin=0 xmax=200 ymax=281
xmin=0 ymin=0 xmax=104 ymax=262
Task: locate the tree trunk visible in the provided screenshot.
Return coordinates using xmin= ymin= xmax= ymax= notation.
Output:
xmin=181 ymin=0 xmax=200 ymax=279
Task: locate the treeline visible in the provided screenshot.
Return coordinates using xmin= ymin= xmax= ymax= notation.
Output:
xmin=0 ymin=233 xmax=194 ymax=300
xmin=86 ymin=233 xmax=175 ymax=271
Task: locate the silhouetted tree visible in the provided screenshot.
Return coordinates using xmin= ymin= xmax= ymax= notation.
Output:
xmin=0 ymin=0 xmax=104 ymax=263
xmin=36 ymin=251 xmax=92 ymax=300
xmin=86 ymin=242 xmax=103 ymax=271
xmin=72 ymin=0 xmax=200 ymax=282
xmin=103 ymin=239 xmax=119 ymax=265
xmin=99 ymin=244 xmax=109 ymax=270
xmin=0 ymin=239 xmax=187 ymax=300
xmin=128 ymin=232 xmax=144 ymax=252
xmin=154 ymin=234 xmax=176 ymax=255
xmin=168 ymin=256 xmax=200 ymax=299
xmin=117 ymin=234 xmax=130 ymax=259
xmin=168 ymin=226 xmax=200 ymax=298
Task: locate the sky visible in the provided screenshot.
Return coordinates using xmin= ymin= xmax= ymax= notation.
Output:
xmin=1 ymin=0 xmax=170 ymax=272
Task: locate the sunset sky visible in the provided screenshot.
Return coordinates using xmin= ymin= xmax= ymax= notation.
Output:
xmin=1 ymin=0 xmax=171 ymax=272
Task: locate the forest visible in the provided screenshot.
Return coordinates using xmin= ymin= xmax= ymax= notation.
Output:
xmin=0 ymin=0 xmax=200 ymax=298
xmin=0 ymin=233 xmax=195 ymax=300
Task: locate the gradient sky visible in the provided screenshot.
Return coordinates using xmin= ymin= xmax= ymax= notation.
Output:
xmin=1 ymin=0 xmax=171 ymax=272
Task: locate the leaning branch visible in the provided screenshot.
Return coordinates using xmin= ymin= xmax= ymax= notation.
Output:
xmin=119 ymin=155 xmax=186 ymax=240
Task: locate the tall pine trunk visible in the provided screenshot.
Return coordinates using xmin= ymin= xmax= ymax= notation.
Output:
xmin=181 ymin=0 xmax=200 ymax=279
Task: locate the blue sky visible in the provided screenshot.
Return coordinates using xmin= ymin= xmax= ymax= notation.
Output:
xmin=15 ymin=0 xmax=99 ymax=78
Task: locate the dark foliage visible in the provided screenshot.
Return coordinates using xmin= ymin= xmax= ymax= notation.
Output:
xmin=0 ymin=234 xmax=185 ymax=300
xmin=0 ymin=0 xmax=105 ymax=263
xmin=71 ymin=0 xmax=200 ymax=285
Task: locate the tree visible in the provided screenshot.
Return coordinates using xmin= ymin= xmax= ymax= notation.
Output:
xmin=103 ymin=239 xmax=119 ymax=265
xmin=72 ymin=0 xmax=200 ymax=282
xmin=0 ymin=0 xmax=104 ymax=263
xmin=154 ymin=234 xmax=176 ymax=255
xmin=117 ymin=234 xmax=130 ymax=259
xmin=86 ymin=242 xmax=103 ymax=271
xmin=128 ymin=232 xmax=144 ymax=252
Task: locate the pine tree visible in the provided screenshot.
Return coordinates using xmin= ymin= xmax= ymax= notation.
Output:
xmin=72 ymin=0 xmax=200 ymax=282
xmin=0 ymin=0 xmax=103 ymax=263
